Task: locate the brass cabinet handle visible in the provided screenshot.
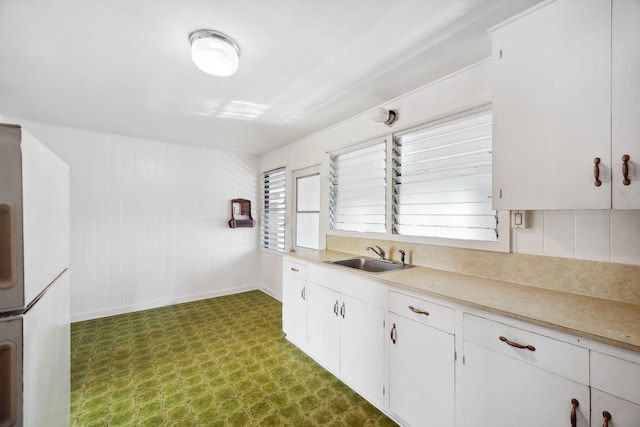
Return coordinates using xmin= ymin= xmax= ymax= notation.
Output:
xmin=340 ymin=302 xmax=346 ymax=319
xmin=622 ymin=154 xmax=631 ymax=185
xmin=408 ymin=305 xmax=429 ymax=316
xmin=300 ymin=287 xmax=305 ymax=300
xmin=333 ymin=300 xmax=339 ymax=317
xmin=594 ymin=157 xmax=602 ymax=187
xmin=290 ymin=267 xmax=299 ymax=272
xmin=390 ymin=323 xmax=397 ymax=344
xmin=499 ymin=336 xmax=536 ymax=351
xmin=602 ymin=410 xmax=611 ymax=427
xmin=571 ymin=398 xmax=579 ymax=427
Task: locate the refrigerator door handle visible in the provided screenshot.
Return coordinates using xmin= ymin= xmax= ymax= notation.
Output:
xmin=0 ymin=203 xmax=17 ymax=290
xmin=0 ymin=340 xmax=17 ymax=426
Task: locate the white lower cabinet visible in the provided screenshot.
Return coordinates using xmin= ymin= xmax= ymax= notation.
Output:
xmin=591 ymin=390 xmax=640 ymax=427
xmin=282 ymin=259 xmax=308 ymax=349
xmin=339 ymin=292 xmax=385 ymax=406
xmin=306 ymin=281 xmax=340 ymax=372
xmin=306 ymin=279 xmax=385 ymax=407
xmin=591 ymin=351 xmax=640 ymax=426
xmin=462 ymin=314 xmax=590 ymax=427
xmin=388 ymin=292 xmax=455 ymax=427
xmin=282 ymin=260 xmax=640 ymax=427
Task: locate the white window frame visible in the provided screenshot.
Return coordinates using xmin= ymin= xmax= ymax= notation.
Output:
xmin=327 ymin=105 xmax=509 ymax=253
xmin=329 ymin=138 xmax=387 ymax=233
xmin=293 ymin=165 xmax=321 ymax=250
xmin=260 ymin=167 xmax=286 ymax=252
xmin=393 ymin=107 xmax=497 ymax=241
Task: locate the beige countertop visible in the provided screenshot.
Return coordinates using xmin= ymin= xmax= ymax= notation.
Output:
xmin=287 ymin=249 xmax=640 ymax=353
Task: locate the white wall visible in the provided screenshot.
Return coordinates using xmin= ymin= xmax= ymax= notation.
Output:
xmin=259 ymin=60 xmax=495 ymax=299
xmin=513 ymin=210 xmax=640 ymax=265
xmin=258 ymin=59 xmax=640 ymax=300
xmin=18 ymin=121 xmax=260 ymax=321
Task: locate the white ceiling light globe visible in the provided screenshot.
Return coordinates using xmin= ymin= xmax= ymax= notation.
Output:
xmin=189 ymin=30 xmax=240 ymax=77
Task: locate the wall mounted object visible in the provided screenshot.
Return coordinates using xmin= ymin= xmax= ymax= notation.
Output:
xmin=228 ymin=199 xmax=255 ymax=228
xmin=371 ymin=107 xmax=398 ymax=126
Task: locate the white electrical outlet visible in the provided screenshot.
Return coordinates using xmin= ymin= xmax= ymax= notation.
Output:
xmin=511 ymin=210 xmax=526 ymax=229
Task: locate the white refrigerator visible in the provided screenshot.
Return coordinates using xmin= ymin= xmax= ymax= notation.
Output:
xmin=0 ymin=123 xmax=70 ymax=427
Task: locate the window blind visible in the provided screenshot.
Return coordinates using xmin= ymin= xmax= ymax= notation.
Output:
xmin=329 ymin=140 xmax=386 ymax=233
xmin=260 ymin=167 xmax=286 ymax=251
xmin=392 ymin=109 xmax=497 ymax=241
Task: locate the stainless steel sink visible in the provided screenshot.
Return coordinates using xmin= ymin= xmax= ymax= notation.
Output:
xmin=325 ymin=257 xmax=411 ymax=273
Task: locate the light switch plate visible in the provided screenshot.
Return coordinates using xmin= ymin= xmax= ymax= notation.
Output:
xmin=511 ymin=210 xmax=526 ymax=229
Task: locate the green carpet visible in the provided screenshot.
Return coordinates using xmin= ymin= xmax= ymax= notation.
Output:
xmin=71 ymin=290 xmax=397 ymax=426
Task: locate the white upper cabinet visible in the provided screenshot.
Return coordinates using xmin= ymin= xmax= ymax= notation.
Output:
xmin=612 ymin=0 xmax=640 ymax=208
xmin=492 ymin=0 xmax=639 ymax=210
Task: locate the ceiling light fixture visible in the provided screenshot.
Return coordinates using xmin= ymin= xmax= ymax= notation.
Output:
xmin=371 ymin=107 xmax=398 ymax=126
xmin=189 ymin=29 xmax=240 ymax=77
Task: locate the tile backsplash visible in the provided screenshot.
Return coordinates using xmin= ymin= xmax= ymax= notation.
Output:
xmin=514 ymin=210 xmax=640 ymax=265
xmin=327 ymin=234 xmax=640 ymax=305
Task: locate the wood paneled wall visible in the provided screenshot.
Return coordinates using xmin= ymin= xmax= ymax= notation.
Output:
xmin=22 ymin=122 xmax=260 ymax=321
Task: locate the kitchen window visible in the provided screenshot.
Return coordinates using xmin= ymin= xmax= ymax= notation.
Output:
xmin=293 ymin=166 xmax=320 ymax=249
xmin=260 ymin=167 xmax=286 ymax=251
xmin=329 ymin=139 xmax=386 ymax=233
xmin=392 ymin=108 xmax=497 ymax=241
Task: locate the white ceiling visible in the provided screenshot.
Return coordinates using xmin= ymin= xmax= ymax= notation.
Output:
xmin=0 ymin=0 xmax=542 ymax=156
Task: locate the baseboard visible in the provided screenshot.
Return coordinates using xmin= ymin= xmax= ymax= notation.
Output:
xmin=258 ymin=285 xmax=282 ymax=302
xmin=172 ymin=284 xmax=258 ymax=305
xmin=71 ymin=284 xmax=261 ymax=323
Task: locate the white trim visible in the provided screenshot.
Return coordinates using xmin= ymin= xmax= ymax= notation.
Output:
xmin=487 ymin=0 xmax=558 ymax=33
xmin=70 ymin=284 xmax=259 ymax=322
xmin=393 ymin=104 xmax=492 ymax=138
xmin=281 ymin=58 xmax=493 ymax=151
xmin=258 ymin=284 xmax=282 ymax=302
xmin=292 ymin=165 xmax=321 ymax=250
xmin=327 ymin=210 xmax=510 ymax=253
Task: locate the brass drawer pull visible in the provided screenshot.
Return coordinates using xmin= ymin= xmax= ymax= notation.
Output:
xmin=622 ymin=154 xmax=631 ymax=185
xmin=571 ymin=398 xmax=579 ymax=427
xmin=408 ymin=305 xmax=429 ymax=316
xmin=390 ymin=323 xmax=397 ymax=344
xmin=499 ymin=336 xmax=535 ymax=351
xmin=602 ymin=410 xmax=611 ymax=427
xmin=594 ymin=157 xmax=602 ymax=187
xmin=290 ymin=267 xmax=299 ymax=272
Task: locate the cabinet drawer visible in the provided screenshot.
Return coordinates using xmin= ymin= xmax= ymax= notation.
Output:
xmin=591 ymin=351 xmax=640 ymax=405
xmin=390 ymin=291 xmax=454 ymax=334
xmin=283 ymin=260 xmax=307 ymax=280
xmin=463 ymin=314 xmax=588 ymax=385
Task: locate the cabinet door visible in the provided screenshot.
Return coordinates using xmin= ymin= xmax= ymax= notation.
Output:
xmin=282 ymin=270 xmax=307 ymax=348
xmin=462 ymin=341 xmax=589 ymax=427
xmin=388 ymin=313 xmax=455 ymax=427
xmin=612 ymin=0 xmax=640 ymax=208
xmin=339 ymin=293 xmax=384 ymax=407
xmin=591 ymin=389 xmax=640 ymax=427
xmin=492 ymin=0 xmax=611 ymax=210
xmin=306 ymin=282 xmax=340 ymax=374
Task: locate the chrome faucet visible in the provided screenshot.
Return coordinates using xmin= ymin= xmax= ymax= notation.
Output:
xmin=399 ymin=249 xmax=406 ymax=266
xmin=366 ymin=245 xmax=385 ymax=260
